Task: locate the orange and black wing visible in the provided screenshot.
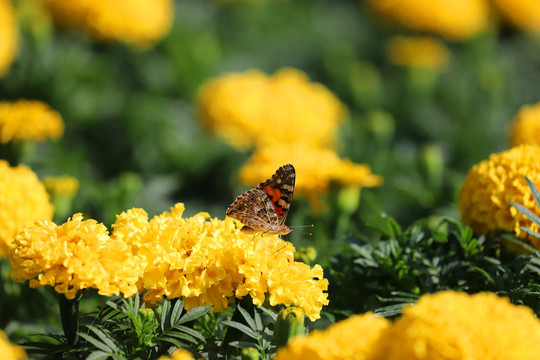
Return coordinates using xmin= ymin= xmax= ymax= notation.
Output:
xmin=256 ymin=164 xmax=295 ymax=225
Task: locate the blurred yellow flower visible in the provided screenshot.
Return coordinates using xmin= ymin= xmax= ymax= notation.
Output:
xmin=156 ymin=349 xmax=194 ymax=360
xmin=458 ymin=145 xmax=540 ymax=248
xmin=366 ymin=0 xmax=489 ymax=40
xmin=197 ymin=68 xmax=346 ymax=150
xmin=0 ymin=0 xmax=17 ymax=77
xmin=0 ymin=330 xmax=26 ymax=360
xmin=44 ymin=176 xmax=79 ymax=196
xmin=238 ymin=144 xmax=383 ymax=207
xmin=44 ymin=0 xmax=174 ymax=48
xmin=373 ymin=291 xmax=540 ymax=360
xmin=112 ymin=204 xmax=329 ymax=321
xmin=0 ymin=100 xmax=63 ymax=143
xmin=274 ymin=313 xmax=389 ymax=360
xmin=385 ymin=36 xmax=450 ymax=69
xmin=491 ymin=0 xmax=540 ymax=33
xmin=0 ymin=160 xmax=53 ymax=257
xmin=10 ymin=213 xmax=144 ymax=299
xmin=509 ymin=102 xmax=540 ymax=147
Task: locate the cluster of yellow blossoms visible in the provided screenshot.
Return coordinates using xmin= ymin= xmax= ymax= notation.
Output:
xmin=157 ymin=349 xmax=194 ymax=360
xmin=44 ymin=0 xmax=174 ymax=48
xmin=276 ymin=291 xmax=540 ymax=360
xmin=9 ymin=203 xmax=329 ymax=320
xmin=0 ymin=100 xmax=64 ymax=143
xmin=509 ymin=101 xmax=540 ymax=147
xmin=197 ymin=68 xmax=383 ymax=205
xmin=458 ymin=145 xmax=540 ymax=248
xmin=0 ymin=160 xmax=53 ymax=256
xmin=385 ymin=36 xmax=450 ymax=70
xmin=491 ymin=0 xmax=540 ymax=33
xmin=0 ymin=0 xmax=16 ymax=77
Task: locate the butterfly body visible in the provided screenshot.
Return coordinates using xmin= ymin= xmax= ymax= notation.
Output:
xmin=227 ymin=164 xmax=295 ymax=235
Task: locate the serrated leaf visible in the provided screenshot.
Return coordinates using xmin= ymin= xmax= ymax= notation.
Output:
xmin=237 ymin=305 xmax=257 ymax=332
xmin=79 ymin=332 xmax=114 ymax=353
xmin=502 ymin=233 xmax=538 ymax=253
xmin=259 ymin=307 xmax=277 ymax=321
xmin=470 ymin=266 xmax=495 ymax=285
xmin=510 ymin=202 xmax=540 ymax=228
xmin=159 ymin=336 xmax=187 ymax=349
xmin=525 ymin=177 xmax=540 ymax=209
xmin=374 ymin=304 xmax=406 ymax=317
xmin=228 ymin=340 xmax=258 ymax=349
xmin=85 ymin=325 xmax=118 ymax=351
xmin=177 ymin=305 xmax=213 ymax=324
xmin=170 ymin=299 xmax=184 ymax=326
xmin=161 ymin=300 xmax=170 ymax=332
xmin=221 ymin=320 xmax=259 ymax=340
xmin=162 ymin=331 xmax=197 ymax=344
xmin=171 ymin=325 xmax=206 ymax=342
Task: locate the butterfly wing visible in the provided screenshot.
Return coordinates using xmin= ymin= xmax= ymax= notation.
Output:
xmin=226 ymin=188 xmax=281 ymax=233
xmin=256 ymin=164 xmax=295 ymax=226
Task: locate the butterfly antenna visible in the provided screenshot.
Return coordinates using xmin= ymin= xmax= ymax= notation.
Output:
xmin=289 ymin=224 xmax=314 ymax=236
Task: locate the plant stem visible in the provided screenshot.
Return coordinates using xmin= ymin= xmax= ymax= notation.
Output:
xmin=55 ymin=291 xmax=82 ymax=347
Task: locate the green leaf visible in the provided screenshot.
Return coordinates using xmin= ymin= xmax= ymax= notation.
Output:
xmin=85 ymin=325 xmax=118 ymax=351
xmin=161 ymin=300 xmax=170 ymax=332
xmin=177 ymin=305 xmax=213 ymax=324
xmin=170 ymin=299 xmax=184 ymax=326
xmin=171 ymin=325 xmax=206 ymax=342
xmin=525 ymin=177 xmax=540 ymax=209
xmin=87 ymin=351 xmax=116 ymax=360
xmin=237 ymin=304 xmax=257 ymax=332
xmin=79 ymin=332 xmax=114 ymax=353
xmin=159 ymin=336 xmax=188 ymax=349
xmin=221 ymin=320 xmax=259 ymax=340
xmin=510 ymin=202 xmax=540 ymax=228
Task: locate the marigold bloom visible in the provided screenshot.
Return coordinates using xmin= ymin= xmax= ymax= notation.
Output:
xmin=197 ymin=68 xmax=346 ymax=150
xmin=366 ymin=0 xmax=489 ymax=40
xmin=458 ymin=145 xmax=540 ymax=248
xmin=492 ymin=0 xmax=540 ymax=33
xmin=509 ymin=102 xmax=540 ymax=147
xmin=274 ymin=313 xmax=390 ymax=360
xmin=44 ymin=0 xmax=174 ymax=48
xmin=112 ymin=204 xmax=329 ymax=321
xmin=0 ymin=100 xmax=63 ymax=143
xmin=373 ymin=291 xmax=540 ymax=360
xmin=238 ymin=144 xmax=383 ymax=202
xmin=0 ymin=160 xmax=53 ymax=256
xmin=0 ymin=330 xmax=26 ymax=360
xmin=156 ymin=349 xmax=194 ymax=360
xmin=385 ymin=36 xmax=450 ymax=69
xmin=0 ymin=0 xmax=16 ymax=77
xmin=10 ymin=213 xmax=144 ymax=299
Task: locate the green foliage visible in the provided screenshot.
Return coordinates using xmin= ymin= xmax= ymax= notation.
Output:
xmin=329 ymin=216 xmax=540 ymax=317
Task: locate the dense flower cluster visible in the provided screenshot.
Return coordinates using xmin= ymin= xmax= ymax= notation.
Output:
xmin=197 ymin=68 xmax=346 ymax=150
xmin=385 ymin=36 xmax=450 ymax=69
xmin=238 ymin=144 xmax=383 ymax=208
xmin=44 ymin=0 xmax=174 ymax=48
xmin=458 ymin=145 xmax=540 ymax=248
xmin=10 ymin=214 xmax=144 ymax=299
xmin=373 ymin=291 xmax=540 ymax=360
xmin=0 ymin=0 xmax=16 ymax=77
xmin=0 ymin=330 xmax=26 ymax=360
xmin=366 ymin=0 xmax=489 ymax=40
xmin=276 ymin=291 xmax=540 ymax=360
xmin=110 ymin=204 xmax=329 ymax=321
xmin=0 ymin=100 xmax=63 ymax=143
xmin=508 ymin=102 xmax=540 ymax=147
xmin=274 ymin=313 xmax=390 ymax=360
xmin=491 ymin=0 xmax=540 ymax=33
xmin=0 ymin=160 xmax=53 ymax=256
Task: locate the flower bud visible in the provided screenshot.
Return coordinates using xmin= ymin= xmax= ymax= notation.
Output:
xmin=273 ymin=306 xmax=305 ymax=348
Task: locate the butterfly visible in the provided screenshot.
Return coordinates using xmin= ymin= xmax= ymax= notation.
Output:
xmin=226 ymin=164 xmax=295 ymax=235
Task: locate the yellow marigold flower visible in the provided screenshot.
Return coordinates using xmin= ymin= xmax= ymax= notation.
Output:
xmin=366 ymin=0 xmax=489 ymax=40
xmin=274 ymin=313 xmax=390 ymax=360
xmin=112 ymin=204 xmax=329 ymax=321
xmin=9 ymin=213 xmax=144 ymax=299
xmin=156 ymin=349 xmax=194 ymax=360
xmin=373 ymin=291 xmax=540 ymax=360
xmin=0 ymin=330 xmax=26 ymax=360
xmin=0 ymin=0 xmax=17 ymax=77
xmin=0 ymin=160 xmax=53 ymax=257
xmin=44 ymin=0 xmax=174 ymax=48
xmin=197 ymin=68 xmax=346 ymax=150
xmin=238 ymin=144 xmax=383 ymax=198
xmin=458 ymin=145 xmax=540 ymax=248
xmin=509 ymin=102 xmax=540 ymax=147
xmin=44 ymin=176 xmax=79 ymax=196
xmin=385 ymin=36 xmax=450 ymax=69
xmin=491 ymin=0 xmax=540 ymax=33
xmin=0 ymin=100 xmax=63 ymax=143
